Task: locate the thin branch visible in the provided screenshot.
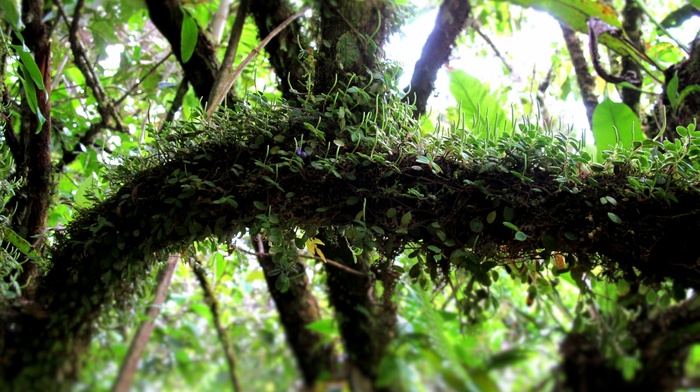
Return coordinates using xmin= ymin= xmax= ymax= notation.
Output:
xmin=54 ymin=0 xmax=124 ymax=133
xmin=207 ymin=0 xmax=250 ymax=106
xmin=114 ymin=52 xmax=173 ymax=107
xmin=473 ymin=20 xmax=520 ymax=82
xmin=237 ymin=244 xmax=367 ymax=277
xmin=51 ymin=48 xmax=71 ymax=91
xmin=634 ymin=0 xmax=689 ymax=54
xmin=160 ymin=78 xmax=190 ymax=129
xmin=249 ymin=0 xmax=311 ymax=100
xmin=535 ymin=63 xmax=554 ymax=127
xmin=191 ymin=257 xmax=241 ymax=392
xmin=207 ymin=6 xmax=311 ymax=116
xmin=112 ymin=254 xmax=179 ymax=392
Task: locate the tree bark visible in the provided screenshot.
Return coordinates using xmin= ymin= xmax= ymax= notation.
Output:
xmin=319 ymin=229 xmax=396 ymax=392
xmin=620 ymin=0 xmax=644 ymax=113
xmin=250 ymin=0 xmax=311 ymax=100
xmin=144 ymin=0 xmax=221 ymax=104
xmin=403 ymin=0 xmax=471 ymax=118
xmin=112 ymin=255 xmax=179 ymax=392
xmin=14 ymin=0 xmax=52 ymax=295
xmin=255 ymin=237 xmax=339 ymax=387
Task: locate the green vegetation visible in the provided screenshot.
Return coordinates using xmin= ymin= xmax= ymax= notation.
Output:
xmin=1 ymin=0 xmax=700 ymax=391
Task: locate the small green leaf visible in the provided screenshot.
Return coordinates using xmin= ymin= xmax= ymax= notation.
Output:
xmin=469 ymin=218 xmax=484 ymax=233
xmin=385 ymin=208 xmax=397 ymax=218
xmin=502 ymin=221 xmax=518 ymax=231
xmin=667 ymin=73 xmax=679 ymax=108
xmin=275 ymin=275 xmax=290 ymax=293
xmin=616 ymin=279 xmax=631 ymax=296
xmin=400 ymin=211 xmax=412 ymax=226
xmin=645 ymin=289 xmax=658 ymax=305
xmin=346 ymin=196 xmax=359 ymax=205
xmin=607 ymin=212 xmax=622 ymax=224
xmin=180 ymin=11 xmax=198 ymax=63
xmin=486 ymin=210 xmax=497 ymax=224
xmin=427 ymin=245 xmax=441 ymax=253
xmin=253 ymin=201 xmax=266 ymax=210
xmin=503 ymin=206 xmax=514 ymax=221
xmin=515 ymin=231 xmax=528 ymax=241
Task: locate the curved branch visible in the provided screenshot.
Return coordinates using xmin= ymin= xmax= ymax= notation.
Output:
xmin=5 ymin=107 xmax=700 ymax=386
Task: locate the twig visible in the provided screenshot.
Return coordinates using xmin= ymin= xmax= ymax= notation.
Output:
xmin=207 ymin=0 xmax=250 ymax=106
xmin=634 ymin=0 xmax=689 ymax=54
xmin=191 ymin=258 xmax=241 ymax=392
xmin=160 ymin=78 xmax=190 ymax=129
xmin=237 ymin=245 xmax=366 ymax=277
xmin=112 ymin=254 xmax=179 ymax=392
xmin=207 ymin=6 xmax=311 ymax=116
xmin=472 ymin=21 xmax=520 ymax=82
xmin=54 ymin=0 xmax=124 ymax=132
xmin=114 ymin=52 xmax=173 ymax=106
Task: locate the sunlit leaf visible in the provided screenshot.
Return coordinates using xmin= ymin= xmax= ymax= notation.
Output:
xmin=305 ymin=237 xmax=327 ymax=262
xmin=449 ymin=69 xmax=512 ymax=137
xmin=592 ymin=98 xmax=645 ymax=161
xmin=0 ymin=0 xmax=21 ymax=28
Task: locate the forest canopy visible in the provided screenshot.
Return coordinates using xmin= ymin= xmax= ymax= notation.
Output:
xmin=1 ymin=0 xmax=700 ymax=391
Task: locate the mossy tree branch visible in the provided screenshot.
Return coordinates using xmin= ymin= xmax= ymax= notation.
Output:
xmin=4 ymin=103 xmax=700 ymax=387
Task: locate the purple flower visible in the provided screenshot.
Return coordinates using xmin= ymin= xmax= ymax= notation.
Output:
xmin=296 ymin=147 xmax=307 ymax=158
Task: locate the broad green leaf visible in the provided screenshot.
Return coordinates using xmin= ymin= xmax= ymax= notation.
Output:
xmin=449 ymin=69 xmax=512 ymax=137
xmin=305 ymin=319 xmax=337 ymax=335
xmin=667 ymin=73 xmax=679 ymax=109
xmin=18 ymin=64 xmax=46 ymax=133
xmin=180 ymin=11 xmax=198 ymax=63
xmin=1 ymin=226 xmax=39 ymax=258
xmin=0 ymin=0 xmax=22 ymax=28
xmin=505 ymin=0 xmax=620 ymax=31
xmin=11 ymin=44 xmax=46 ymax=91
xmin=503 ymin=0 xmax=653 ymax=66
xmin=592 ymin=98 xmax=644 ymax=161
